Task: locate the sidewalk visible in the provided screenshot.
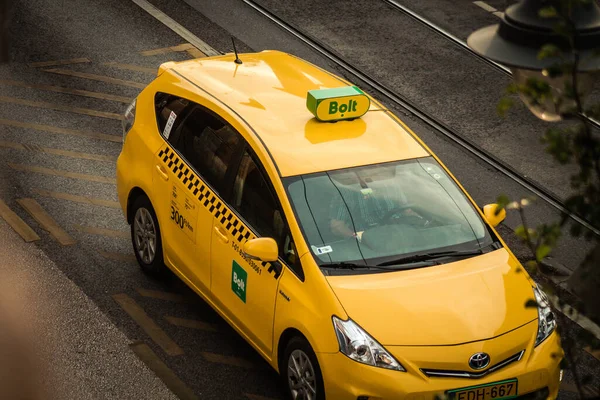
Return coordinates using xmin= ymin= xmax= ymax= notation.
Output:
xmin=0 ymin=219 xmax=177 ymax=400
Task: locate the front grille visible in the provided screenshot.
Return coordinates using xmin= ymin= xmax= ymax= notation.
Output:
xmin=517 ymin=387 xmax=549 ymax=399
xmin=421 ymin=350 xmax=525 ymax=379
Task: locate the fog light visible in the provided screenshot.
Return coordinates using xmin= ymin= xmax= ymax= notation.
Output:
xmin=559 ymin=369 xmax=564 ymax=382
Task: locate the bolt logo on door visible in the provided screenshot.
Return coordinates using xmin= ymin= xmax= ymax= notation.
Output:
xmin=231 ymin=261 xmax=247 ymax=303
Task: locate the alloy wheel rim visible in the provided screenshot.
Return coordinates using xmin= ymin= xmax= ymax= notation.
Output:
xmin=287 ymin=349 xmax=317 ymax=400
xmin=133 ymin=207 xmax=156 ymax=264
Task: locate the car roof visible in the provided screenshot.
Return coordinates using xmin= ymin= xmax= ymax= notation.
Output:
xmin=170 ymin=50 xmax=429 ymax=177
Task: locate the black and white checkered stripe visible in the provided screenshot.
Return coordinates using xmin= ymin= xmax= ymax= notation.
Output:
xmin=158 ymin=145 xmax=281 ymax=279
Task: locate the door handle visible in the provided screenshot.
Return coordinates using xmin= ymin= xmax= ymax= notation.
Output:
xmin=214 ymin=226 xmax=229 ymax=243
xmin=156 ymin=165 xmax=169 ymax=181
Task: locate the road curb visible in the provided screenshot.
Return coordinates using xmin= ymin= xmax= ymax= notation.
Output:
xmin=542 ymin=274 xmax=600 ymax=341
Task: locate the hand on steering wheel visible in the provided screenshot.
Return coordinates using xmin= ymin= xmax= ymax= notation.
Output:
xmin=380 ymin=204 xmax=415 ymax=224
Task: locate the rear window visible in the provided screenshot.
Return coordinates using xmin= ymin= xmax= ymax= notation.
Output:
xmin=154 ymin=92 xmax=190 ymax=138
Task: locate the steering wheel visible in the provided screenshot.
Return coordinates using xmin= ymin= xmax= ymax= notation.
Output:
xmin=380 ymin=205 xmax=416 ymax=224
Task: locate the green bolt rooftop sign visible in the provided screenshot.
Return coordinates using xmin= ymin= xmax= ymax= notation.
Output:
xmin=306 ymin=86 xmax=370 ymax=122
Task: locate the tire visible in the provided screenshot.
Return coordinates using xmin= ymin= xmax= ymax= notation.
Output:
xmin=282 ymin=336 xmax=326 ymax=400
xmin=130 ymin=195 xmax=165 ymax=275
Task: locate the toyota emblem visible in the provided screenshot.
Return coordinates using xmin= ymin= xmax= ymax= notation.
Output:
xmin=468 ymin=352 xmax=490 ymax=370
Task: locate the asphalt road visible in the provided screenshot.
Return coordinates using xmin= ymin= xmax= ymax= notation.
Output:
xmin=0 ymin=217 xmax=178 ymax=399
xmin=0 ymin=0 xmax=598 ymax=399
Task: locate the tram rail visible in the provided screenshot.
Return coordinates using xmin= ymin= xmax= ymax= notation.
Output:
xmin=242 ymin=0 xmax=600 ymax=236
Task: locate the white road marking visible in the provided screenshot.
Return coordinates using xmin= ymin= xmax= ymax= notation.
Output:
xmin=28 ymin=58 xmax=91 ymax=68
xmin=473 ymin=1 xmax=497 ymax=13
xmin=130 ymin=0 xmax=220 ymax=57
xmin=473 ymin=1 xmax=504 ymax=19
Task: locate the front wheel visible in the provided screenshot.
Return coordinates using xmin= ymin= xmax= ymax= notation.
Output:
xmin=282 ymin=336 xmax=325 ymax=400
xmin=131 ymin=195 xmax=165 ymax=275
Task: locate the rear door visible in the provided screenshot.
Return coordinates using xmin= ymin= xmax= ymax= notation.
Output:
xmin=153 ymin=94 xmax=193 ymax=277
xmin=154 ymin=94 xmax=242 ymax=295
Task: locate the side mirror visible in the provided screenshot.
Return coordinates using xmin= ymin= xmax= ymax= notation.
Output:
xmin=483 ymin=203 xmax=506 ymax=228
xmin=243 ymin=238 xmax=279 ymax=262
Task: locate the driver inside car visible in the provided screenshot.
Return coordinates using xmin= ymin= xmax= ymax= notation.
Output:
xmin=328 ymin=169 xmax=420 ymax=239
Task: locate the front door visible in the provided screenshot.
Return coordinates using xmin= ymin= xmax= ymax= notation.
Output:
xmin=210 ymin=149 xmax=288 ymax=357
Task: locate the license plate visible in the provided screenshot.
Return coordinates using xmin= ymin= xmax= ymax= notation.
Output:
xmin=447 ymin=378 xmax=518 ymax=400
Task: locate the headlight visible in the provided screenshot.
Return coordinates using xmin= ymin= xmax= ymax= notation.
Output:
xmin=122 ymin=98 xmax=136 ymax=142
xmin=332 ymin=316 xmax=405 ymax=371
xmin=534 ymin=286 xmax=556 ymax=346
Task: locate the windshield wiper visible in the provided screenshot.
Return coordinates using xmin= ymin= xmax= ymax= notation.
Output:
xmin=377 ymin=249 xmax=484 ymax=267
xmin=321 ymin=261 xmax=437 ymax=271
xmin=320 ymin=261 xmax=379 ymax=270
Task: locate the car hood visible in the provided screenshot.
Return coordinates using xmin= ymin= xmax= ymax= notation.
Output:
xmin=325 ymin=249 xmax=538 ymax=346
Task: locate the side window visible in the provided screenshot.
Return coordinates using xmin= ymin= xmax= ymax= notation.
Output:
xmin=173 ymin=106 xmax=242 ymax=192
xmin=232 ymin=151 xmax=302 ymax=276
xmin=155 ymin=93 xmax=189 ymax=141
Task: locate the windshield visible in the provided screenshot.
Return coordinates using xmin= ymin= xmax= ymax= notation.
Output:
xmin=284 ymin=157 xmax=495 ymax=270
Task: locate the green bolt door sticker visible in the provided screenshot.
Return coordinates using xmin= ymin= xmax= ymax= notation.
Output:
xmin=231 ymin=261 xmax=247 ymax=303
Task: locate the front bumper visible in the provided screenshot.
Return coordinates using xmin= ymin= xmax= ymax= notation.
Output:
xmin=318 ymin=329 xmax=561 ymax=400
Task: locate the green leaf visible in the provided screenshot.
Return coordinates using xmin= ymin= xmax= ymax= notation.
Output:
xmin=536 ymin=244 xmax=552 ymax=261
xmin=538 ymin=44 xmax=561 ymax=60
xmin=539 ymin=223 xmax=561 ymax=247
xmin=570 ymin=220 xmax=583 ymax=237
xmin=542 ymin=128 xmax=573 ymax=164
xmin=496 ymin=194 xmax=510 ymax=210
xmin=506 ymin=83 xmax=519 ymax=95
xmin=515 ymin=225 xmax=538 ymax=242
xmin=581 ymin=375 xmax=593 ymax=385
xmin=525 ymin=299 xmax=538 ymax=308
xmin=544 ymin=65 xmax=564 ymax=78
xmin=515 ymin=225 xmax=527 ymax=240
xmin=586 ymin=103 xmax=600 ymax=118
xmin=553 ymin=21 xmax=570 ymax=37
xmin=497 ymin=97 xmax=514 ymax=117
xmin=559 ymin=358 xmax=569 ymax=369
xmin=524 ymin=260 xmax=539 ymax=273
xmin=538 ymin=6 xmax=557 ymax=18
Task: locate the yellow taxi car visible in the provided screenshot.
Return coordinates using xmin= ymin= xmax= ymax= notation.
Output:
xmin=117 ymin=50 xmax=562 ymax=400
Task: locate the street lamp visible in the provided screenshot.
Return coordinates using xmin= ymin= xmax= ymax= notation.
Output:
xmin=467 ymin=0 xmax=600 ymax=121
